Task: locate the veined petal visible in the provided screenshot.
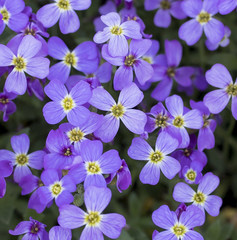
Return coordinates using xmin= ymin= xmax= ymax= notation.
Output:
xmin=59 ymin=10 xmax=79 ymax=34
xmin=101 ymin=12 xmax=121 ymax=26
xmin=80 ymin=226 xmax=103 ymax=240
xmin=134 ymin=59 xmax=154 ymax=85
xmin=99 ymin=150 xmax=121 ymax=174
xmin=165 ymin=94 xmax=183 ymax=116
xmin=139 ymin=162 xmax=160 ymax=185
xmin=11 ymin=133 xmax=29 ymax=154
xmin=44 ymin=80 xmax=68 ymax=101
xmin=109 ymin=35 xmax=128 ymax=57
xmin=47 ymin=62 xmax=70 ymax=83
xmin=114 ymin=65 xmax=133 ymax=91
xmin=165 ymin=40 xmax=182 ymax=67
xmin=43 ymin=102 xmax=65 ymax=124
xmin=181 ymin=0 xmax=203 ymax=17
xmin=70 ymin=0 xmax=91 ymax=10
xmin=48 ymin=37 xmax=69 ymax=60
xmin=121 ymin=20 xmax=142 ymax=39
xmin=198 ymin=172 xmax=220 ymax=195
xmin=49 ymin=226 xmax=72 ymax=240
xmin=154 ymin=9 xmax=171 ymax=28
xmin=204 ymin=195 xmax=222 ymax=217
xmin=160 ymin=156 xmax=181 ymax=179
xmin=184 ymin=109 xmax=203 ymax=129
xmin=173 ymin=182 xmax=195 ymax=203
xmin=204 ymin=19 xmax=225 ymax=44
xmin=70 ymin=81 xmax=92 ymax=105
xmin=0 ymin=44 xmax=14 ymax=66
xmin=80 ymin=140 xmax=103 ymax=162
xmin=130 ymin=39 xmax=152 ymax=59
xmin=5 ymin=71 xmax=27 ymax=95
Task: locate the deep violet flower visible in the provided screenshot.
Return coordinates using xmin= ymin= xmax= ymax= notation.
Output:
xmin=9 ymin=217 xmax=48 ymax=240
xmin=0 ymin=90 xmax=17 ymax=121
xmin=36 ymin=0 xmax=91 ymax=34
xmin=58 ymin=186 xmax=126 ymax=239
xmin=219 ymin=0 xmax=237 ymax=15
xmin=49 ymin=226 xmax=71 ymax=240
xmin=0 ymin=133 xmax=45 ymax=183
xmin=152 ymin=205 xmax=205 ymax=240
xmin=0 ymin=35 xmax=50 ymax=95
xmin=0 ymin=160 xmax=13 ymax=198
xmin=179 ymin=0 xmax=225 ymax=46
xmin=89 ymin=83 xmax=147 ymax=143
xmin=93 ymin=12 xmax=142 ymax=57
xmin=128 ymin=132 xmax=181 ymax=185
xmin=43 ymin=80 xmax=91 ymax=125
xmin=47 ymin=37 xmax=99 ymax=83
xmin=203 ymin=63 xmax=237 ymax=120
xmin=0 ymin=0 xmax=29 ymax=35
xmin=102 ymin=39 xmax=154 ymax=90
xmin=144 ymin=0 xmax=186 ymax=28
xmin=69 ymin=140 xmax=122 ymax=189
xmin=173 ymin=172 xmax=223 ymax=217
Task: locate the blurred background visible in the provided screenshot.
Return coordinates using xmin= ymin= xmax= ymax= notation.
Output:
xmin=0 ymin=0 xmax=237 ymax=239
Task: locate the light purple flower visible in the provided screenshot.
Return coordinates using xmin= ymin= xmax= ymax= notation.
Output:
xmin=0 ymin=133 xmax=45 ymax=183
xmin=89 ymin=83 xmax=147 ymax=143
xmin=93 ymin=12 xmax=142 ymax=57
xmin=36 ymin=0 xmax=91 ymax=34
xmin=182 ymin=160 xmax=203 ymax=184
xmin=58 ymin=186 xmax=126 ymax=239
xmin=128 ymin=132 xmax=180 ymax=185
xmin=0 ymin=35 xmax=50 ymax=95
xmin=204 ymin=63 xmax=237 ymax=120
xmin=43 ymin=80 xmax=91 ymax=125
xmin=173 ymin=172 xmax=223 ymax=217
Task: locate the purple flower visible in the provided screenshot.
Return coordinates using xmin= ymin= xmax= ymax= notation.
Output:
xmin=44 ymin=129 xmax=78 ymax=170
xmin=49 ymin=226 xmax=71 ymax=240
xmin=173 ymin=172 xmax=223 ymax=217
xmin=93 ymin=12 xmax=142 ymax=57
xmin=0 ymin=160 xmax=13 ymax=198
xmin=179 ymin=0 xmax=225 ymax=45
xmin=0 ymin=90 xmax=17 ymax=121
xmin=70 ymin=140 xmax=122 ymax=189
xmin=205 ymin=26 xmax=231 ymax=51
xmin=37 ymin=169 xmax=76 ymax=208
xmin=43 ymin=80 xmax=91 ymax=125
xmin=9 ymin=217 xmax=48 ymax=240
xmin=128 ymin=132 xmax=181 ymax=185
xmin=0 ymin=35 xmax=50 ymax=95
xmin=182 ymin=160 xmax=203 ymax=184
xmin=102 ymin=39 xmax=154 ymax=90
xmin=89 ymin=83 xmax=147 ymax=143
xmin=0 ymin=133 xmax=45 ymax=183
xmin=152 ymin=205 xmax=205 ymax=240
xmin=144 ymin=0 xmax=186 ymax=28
xmin=190 ymin=100 xmax=216 ymax=151
xmin=58 ymin=186 xmax=126 ymax=239
xmin=0 ymin=0 xmax=29 ymax=35
xmin=203 ymin=63 xmax=237 ymax=120
xmin=165 ymin=95 xmax=203 ymax=148
xmin=151 ymin=40 xmax=194 ymax=101
xmin=106 ymin=159 xmax=132 ymax=192
xmin=219 ymin=0 xmax=237 ymax=14
xmin=27 ymin=77 xmax=45 ymax=101
xmin=36 ymin=0 xmax=91 ymax=34
xmin=47 ymin=37 xmax=99 ymax=83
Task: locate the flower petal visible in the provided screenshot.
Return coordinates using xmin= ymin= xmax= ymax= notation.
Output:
xmin=5 ymin=71 xmax=27 ymax=95
xmin=204 ymin=195 xmax=222 ymax=217
xmin=173 ymin=182 xmax=195 ymax=203
xmin=160 ymin=156 xmax=181 ymax=179
xmin=59 ymin=10 xmax=79 ymax=34
xmin=139 ymin=162 xmax=160 ymax=185
xmin=99 ymin=150 xmax=121 ymax=174
xmin=198 ymin=172 xmax=220 ymax=195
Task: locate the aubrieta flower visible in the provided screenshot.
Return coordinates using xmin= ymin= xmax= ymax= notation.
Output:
xmin=0 ymin=35 xmax=50 ymax=95
xmin=204 ymin=63 xmax=237 ymax=120
xmin=58 ymin=186 xmax=126 ymax=239
xmin=71 ymin=140 xmax=122 ymax=189
xmin=0 ymin=160 xmax=13 ymax=198
xmin=0 ymin=90 xmax=17 ymax=121
xmin=179 ymin=0 xmax=225 ymax=46
xmin=205 ymin=26 xmax=231 ymax=51
xmin=151 ymin=40 xmax=194 ymax=101
xmin=102 ymin=39 xmax=154 ymax=90
xmin=128 ymin=132 xmax=181 ymax=185
xmin=36 ymin=0 xmax=91 ymax=34
xmin=38 ymin=169 xmax=76 ymax=208
xmin=93 ymin=12 xmax=142 ymax=57
xmin=190 ymin=100 xmax=216 ymax=151
xmin=89 ymin=83 xmax=147 ymax=143
xmin=0 ymin=133 xmax=45 ymax=183
xmin=182 ymin=160 xmax=204 ymax=184
xmin=144 ymin=0 xmax=186 ymax=28
xmin=43 ymin=80 xmax=91 ymax=125
xmin=0 ymin=0 xmax=29 ymax=35
xmin=173 ymin=172 xmax=223 ymax=217
xmin=9 ymin=217 xmax=48 ymax=240
xmin=49 ymin=226 xmax=71 ymax=240
xmin=165 ymin=94 xmax=203 ymax=148
xmin=219 ymin=0 xmax=237 ymax=14
xmin=47 ymin=37 xmax=99 ymax=83
xmin=152 ymin=205 xmax=205 ymax=240
xmin=106 ymin=159 xmax=132 ymax=192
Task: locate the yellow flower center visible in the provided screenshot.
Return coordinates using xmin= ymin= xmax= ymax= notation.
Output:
xmin=124 ymin=55 xmax=136 ymax=66
xmin=68 ymin=128 xmax=84 ymax=142
xmin=111 ymin=104 xmax=125 ymax=118
xmin=183 ymin=148 xmax=191 ymax=157
xmin=160 ymin=0 xmax=171 ymax=10
xmin=155 ymin=114 xmax=168 ymax=128
xmin=186 ymin=170 xmax=196 ymax=182
xmin=110 ymin=26 xmax=123 ymax=35
xmin=150 ymin=151 xmax=163 ymax=164
xmin=193 ymin=192 xmax=206 ymax=204
xmin=0 ymin=8 xmax=10 ymax=22
xmin=64 ymin=52 xmax=77 ymax=67
xmin=30 ymin=224 xmax=39 ymax=234
xmin=16 ymin=154 xmax=28 ymax=166
xmin=24 ymin=28 xmax=36 ymax=36
xmin=0 ymin=97 xmax=9 ymax=104
xmin=226 ymin=83 xmax=237 ymax=96
xmin=85 ymin=211 xmax=101 ymax=226
xmin=61 ymin=96 xmax=75 ymax=112
xmin=51 ymin=182 xmax=63 ymax=196
xmin=57 ymin=0 xmax=71 ymax=10
xmin=64 ymin=147 xmax=72 ymax=156
xmin=173 ymin=116 xmax=184 ymax=128
xmin=203 ymin=116 xmax=210 ymax=128
xmin=12 ymin=56 xmax=26 ymax=72
xmin=197 ymin=11 xmax=211 ymax=24
xmin=86 ymin=162 xmax=101 ymax=174
xmin=172 ymin=224 xmax=187 ymax=237
xmin=167 ymin=67 xmax=176 ymax=78
xmin=127 ymin=16 xmax=137 ymax=21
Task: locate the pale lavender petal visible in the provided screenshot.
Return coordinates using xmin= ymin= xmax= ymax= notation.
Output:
xmin=134 ymin=59 xmax=154 ymax=85
xmin=99 ymin=150 xmax=121 ymax=174
xmin=139 ymin=162 xmax=160 ymax=185
xmin=43 ymin=102 xmax=65 ymax=124
xmin=59 ymin=10 xmax=79 ymax=34
xmin=93 ymin=28 xmax=111 ymax=44
xmin=14 ymin=165 xmax=31 ymax=183
xmin=204 ymin=19 xmax=225 ymax=44
xmin=121 ymin=20 xmax=142 ymax=39
xmin=181 ymin=0 xmax=203 ymax=17
xmin=11 ymin=133 xmax=29 ymax=154
xmin=232 ymin=96 xmax=237 ymax=120
xmin=5 ymin=71 xmax=27 ymax=95
xmin=198 ymin=127 xmax=215 ymax=151
xmin=0 ymin=44 xmax=14 ymax=66
xmin=165 ymin=94 xmax=183 ymax=116
xmin=154 ymin=9 xmax=171 ymax=28
xmin=80 ymin=140 xmax=103 ymax=162
xmin=198 ymin=172 xmax=220 ymax=195
xmin=48 ymin=37 xmax=69 ymax=60
xmin=165 ymin=40 xmax=182 ymax=67
xmin=204 ymin=195 xmax=222 ymax=216
xmin=154 ymin=231 xmax=176 ymax=240
xmin=219 ymin=0 xmax=237 ymax=15
xmin=49 ymin=226 xmax=72 ymax=240
xmin=114 ymin=65 xmax=133 ymax=91
xmin=28 ymin=151 xmax=45 ymax=170
xmin=101 ymin=12 xmax=121 ymax=26
xmin=160 ymin=156 xmax=181 ymax=179
xmin=173 ymin=182 xmax=195 ymax=203
xmin=80 ymin=226 xmax=103 ymax=240
xmin=130 ymin=39 xmax=152 ymax=58
xmin=84 ymin=174 xmax=106 ymax=189
xmin=55 ymin=191 xmax=74 ymax=207
xmin=47 ymin=62 xmax=70 ymax=83
xmin=184 ymin=231 xmax=204 ymax=240
xmin=26 ymin=57 xmax=50 ymax=79
xmin=184 ymin=109 xmax=203 ymax=129
xmin=70 ymin=0 xmax=91 ymax=10
xmin=44 ymin=80 xmax=67 ymax=101
xmin=109 ymin=35 xmax=128 ymax=57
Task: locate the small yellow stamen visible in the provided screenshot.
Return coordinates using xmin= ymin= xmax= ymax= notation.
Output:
xmin=124 ymin=55 xmax=135 ymax=66
xmin=12 ymin=56 xmax=26 ymax=72
xmin=0 ymin=97 xmax=9 ymax=104
xmin=57 ymin=0 xmax=71 ymax=10
xmin=24 ymin=28 xmax=36 ymax=36
xmin=193 ymin=192 xmax=206 ymax=205
xmin=167 ymin=67 xmax=176 ymax=78
xmin=84 ymin=211 xmax=101 ymax=226
xmin=64 ymin=148 xmax=72 ymax=156
xmin=150 ymin=151 xmax=163 ymax=164
xmin=111 ymin=104 xmax=125 ymax=118
xmin=186 ymin=170 xmax=196 ymax=182
xmin=50 ymin=182 xmax=63 ymax=196
xmin=0 ymin=8 xmax=10 ymax=22
xmin=61 ymin=96 xmax=75 ymax=112
xmin=160 ymin=0 xmax=171 ymax=10
xmin=16 ymin=154 xmax=28 ymax=166
xmin=68 ymin=128 xmax=84 ymax=143
xmin=86 ymin=162 xmax=101 ymax=174
xmin=155 ymin=114 xmax=168 ymax=128
xmin=110 ymin=26 xmax=123 ymax=35
xmin=197 ymin=11 xmax=211 ymax=24
xmin=64 ymin=52 xmax=77 ymax=67
xmin=172 ymin=224 xmax=187 ymax=237
xmin=226 ymin=83 xmax=237 ymax=96
xmin=173 ymin=116 xmax=184 ymax=128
